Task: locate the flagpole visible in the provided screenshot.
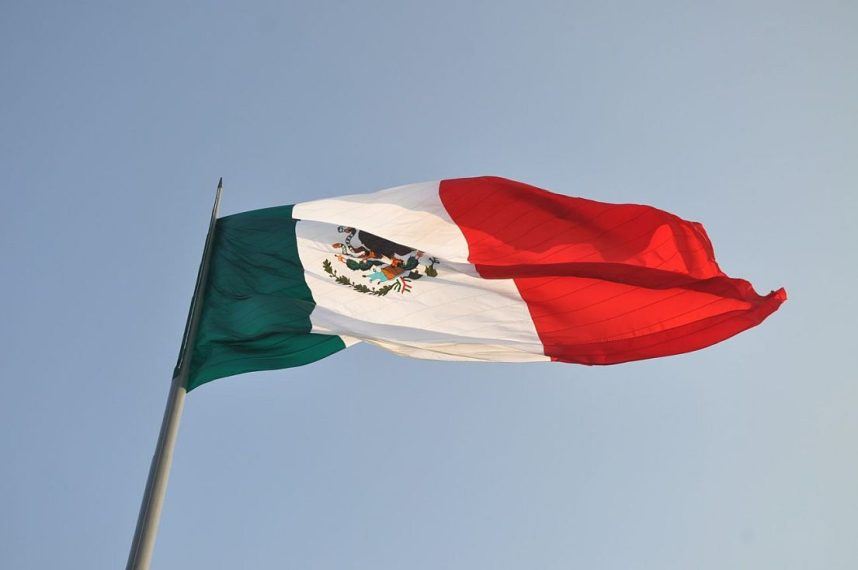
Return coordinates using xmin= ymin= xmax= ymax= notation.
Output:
xmin=126 ymin=178 xmax=223 ymax=570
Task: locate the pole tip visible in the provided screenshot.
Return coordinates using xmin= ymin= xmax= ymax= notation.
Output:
xmin=217 ymin=177 xmax=223 ymax=189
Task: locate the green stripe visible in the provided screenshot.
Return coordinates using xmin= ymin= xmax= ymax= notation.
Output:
xmin=187 ymin=205 xmax=346 ymax=391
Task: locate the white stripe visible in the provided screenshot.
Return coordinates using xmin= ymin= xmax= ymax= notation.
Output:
xmin=293 ymin=181 xmax=472 ymax=264
xmin=295 ymin=219 xmax=548 ymax=362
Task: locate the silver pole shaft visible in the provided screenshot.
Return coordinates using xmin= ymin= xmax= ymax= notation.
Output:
xmin=126 ymin=179 xmax=223 ymax=570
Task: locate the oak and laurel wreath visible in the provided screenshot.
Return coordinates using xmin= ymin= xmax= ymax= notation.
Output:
xmin=322 ymin=258 xmax=396 ymax=296
xmin=322 ymin=257 xmax=438 ymax=296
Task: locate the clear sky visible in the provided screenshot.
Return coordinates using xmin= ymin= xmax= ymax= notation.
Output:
xmin=1 ymin=1 xmax=856 ymax=568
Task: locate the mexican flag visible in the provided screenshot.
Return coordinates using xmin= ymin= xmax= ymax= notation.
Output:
xmin=185 ymin=176 xmax=785 ymax=390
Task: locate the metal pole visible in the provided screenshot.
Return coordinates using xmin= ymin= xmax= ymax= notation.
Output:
xmin=126 ymin=178 xmax=223 ymax=570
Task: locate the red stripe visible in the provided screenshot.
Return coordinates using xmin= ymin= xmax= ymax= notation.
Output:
xmin=439 ymin=176 xmax=785 ymax=364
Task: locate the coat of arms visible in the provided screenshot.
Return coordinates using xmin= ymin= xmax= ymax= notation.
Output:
xmin=322 ymin=226 xmax=439 ymax=295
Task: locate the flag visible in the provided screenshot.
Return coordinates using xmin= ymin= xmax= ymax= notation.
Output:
xmin=186 ymin=176 xmax=785 ymax=390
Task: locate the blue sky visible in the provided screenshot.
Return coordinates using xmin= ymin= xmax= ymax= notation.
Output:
xmin=1 ymin=1 xmax=856 ymax=568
